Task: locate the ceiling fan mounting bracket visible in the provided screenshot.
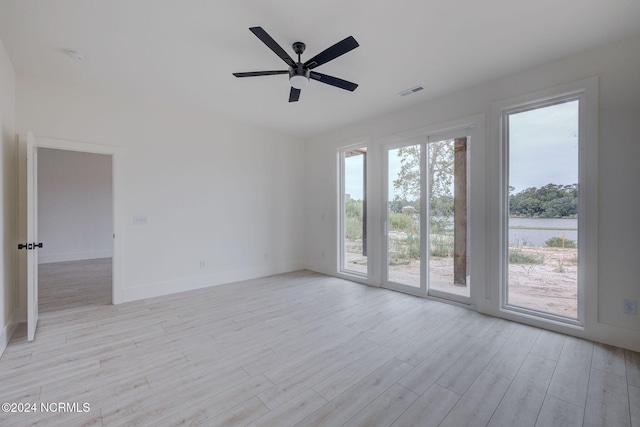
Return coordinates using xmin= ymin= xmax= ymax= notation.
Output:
xmin=292 ymin=42 xmax=306 ymax=56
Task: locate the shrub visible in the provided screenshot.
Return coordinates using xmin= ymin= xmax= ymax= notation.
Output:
xmin=544 ymin=236 xmax=577 ymax=248
xmin=345 ymin=199 xmax=363 ymax=221
xmin=509 ymin=247 xmax=545 ymax=264
xmin=509 ymin=237 xmax=545 ymax=264
xmin=386 ymin=227 xmax=421 ymax=261
xmin=345 ymin=216 xmax=362 ymax=240
xmin=430 ymin=233 xmax=453 ymax=257
xmin=406 ymin=233 xmax=420 ymax=259
xmin=389 ymin=212 xmax=413 ymax=232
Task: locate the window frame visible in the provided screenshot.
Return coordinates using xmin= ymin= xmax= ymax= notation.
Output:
xmin=338 ymin=142 xmax=369 ymax=278
xmin=492 ymin=77 xmax=599 ymax=328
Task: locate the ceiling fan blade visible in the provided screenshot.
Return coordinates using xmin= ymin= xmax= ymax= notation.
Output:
xmin=289 ymin=87 xmax=301 ymax=102
xmin=310 ymin=72 xmax=358 ymax=91
xmin=304 ymin=36 xmax=359 ymax=70
xmin=233 ymin=70 xmax=288 ymax=77
xmin=249 ymin=27 xmax=296 ymax=67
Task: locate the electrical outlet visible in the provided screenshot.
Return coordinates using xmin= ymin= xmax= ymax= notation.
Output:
xmin=133 ymin=215 xmax=148 ymax=225
xmin=623 ymin=299 xmax=637 ymax=315
xmin=199 ymin=261 xmax=205 ymax=269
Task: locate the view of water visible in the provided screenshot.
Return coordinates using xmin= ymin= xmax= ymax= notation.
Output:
xmin=509 ymin=217 xmax=577 ymax=247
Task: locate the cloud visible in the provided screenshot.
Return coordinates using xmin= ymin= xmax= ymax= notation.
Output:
xmin=509 ymin=100 xmax=579 ymax=192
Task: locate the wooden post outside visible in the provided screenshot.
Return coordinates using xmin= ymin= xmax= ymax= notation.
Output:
xmin=454 ymin=137 xmax=467 ymax=286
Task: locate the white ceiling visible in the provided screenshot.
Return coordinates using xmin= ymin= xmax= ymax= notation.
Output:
xmin=1 ymin=0 xmax=639 ymax=138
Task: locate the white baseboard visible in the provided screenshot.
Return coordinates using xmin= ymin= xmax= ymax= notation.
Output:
xmin=0 ymin=312 xmax=17 ymax=359
xmin=121 ymin=261 xmax=305 ymax=302
xmin=39 ymin=250 xmax=113 ymax=264
xmin=303 ymin=260 xmax=335 ymax=276
xmin=304 ymin=260 xmax=377 ymax=288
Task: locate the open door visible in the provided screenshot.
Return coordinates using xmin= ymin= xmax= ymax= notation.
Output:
xmin=26 ymin=132 xmax=39 ymax=341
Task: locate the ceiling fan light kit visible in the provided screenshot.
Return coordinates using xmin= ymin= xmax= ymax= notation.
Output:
xmin=233 ymin=27 xmax=359 ymax=102
xmin=289 ymin=70 xmax=309 ymax=90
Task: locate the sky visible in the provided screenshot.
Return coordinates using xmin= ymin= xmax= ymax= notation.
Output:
xmin=344 ymin=147 xmax=411 ymax=201
xmin=509 ymin=100 xmax=579 ymax=193
xmin=344 ymin=154 xmax=365 ymax=200
xmin=344 ymin=99 xmax=579 ymax=198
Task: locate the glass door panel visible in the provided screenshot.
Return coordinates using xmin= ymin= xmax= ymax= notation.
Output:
xmin=427 ymin=137 xmax=470 ymax=299
xmin=341 ymin=147 xmax=367 ymax=275
xmin=386 ymin=144 xmax=422 ymax=289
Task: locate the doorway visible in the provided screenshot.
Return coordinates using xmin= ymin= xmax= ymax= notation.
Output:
xmin=37 ymin=148 xmax=113 ymax=312
xmin=19 ymin=134 xmax=122 ymax=341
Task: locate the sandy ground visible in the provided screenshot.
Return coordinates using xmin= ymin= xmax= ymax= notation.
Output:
xmin=506 ymin=246 xmax=577 ymax=318
xmin=344 ymin=242 xmax=577 ymax=318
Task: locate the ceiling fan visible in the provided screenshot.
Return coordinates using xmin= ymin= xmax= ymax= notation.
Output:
xmin=233 ymin=27 xmax=359 ymax=102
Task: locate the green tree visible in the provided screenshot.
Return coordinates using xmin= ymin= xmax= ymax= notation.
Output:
xmin=509 ymin=183 xmax=578 ymax=217
xmin=393 ymin=141 xmax=455 ymax=218
xmin=345 ymin=198 xmax=363 ymax=220
xmin=388 ymin=196 xmax=419 ymax=214
xmin=345 ymin=198 xmax=363 ymax=240
xmin=392 ymin=141 xmax=455 ymax=256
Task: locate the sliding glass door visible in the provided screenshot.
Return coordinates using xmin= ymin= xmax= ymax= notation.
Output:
xmin=383 ymin=132 xmax=470 ymax=302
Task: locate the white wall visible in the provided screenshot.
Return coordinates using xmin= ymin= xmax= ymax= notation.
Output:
xmin=305 ymin=35 xmax=640 ymax=351
xmin=16 ymin=74 xmax=306 ymax=306
xmin=37 ymin=148 xmax=112 ymax=263
xmin=0 ymin=36 xmax=16 ymax=356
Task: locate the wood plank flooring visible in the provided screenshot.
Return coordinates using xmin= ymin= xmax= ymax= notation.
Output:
xmin=0 ymin=258 xmax=638 ymax=426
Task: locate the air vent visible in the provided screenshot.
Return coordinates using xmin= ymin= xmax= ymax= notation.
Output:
xmin=398 ymin=86 xmax=424 ymax=97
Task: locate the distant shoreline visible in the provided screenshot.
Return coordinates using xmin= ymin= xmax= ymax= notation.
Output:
xmin=509 ymin=225 xmax=577 ymax=231
xmin=508 ymin=216 xmax=577 ymax=219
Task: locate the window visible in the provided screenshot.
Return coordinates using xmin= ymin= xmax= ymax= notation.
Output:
xmin=340 ymin=146 xmax=367 ymax=275
xmin=497 ymin=78 xmax=598 ymax=326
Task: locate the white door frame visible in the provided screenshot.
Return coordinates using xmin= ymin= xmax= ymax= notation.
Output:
xmin=23 ymin=134 xmax=124 ymax=332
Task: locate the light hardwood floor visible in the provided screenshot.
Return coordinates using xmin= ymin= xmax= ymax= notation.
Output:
xmin=1 ymin=259 xmax=638 ymax=426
